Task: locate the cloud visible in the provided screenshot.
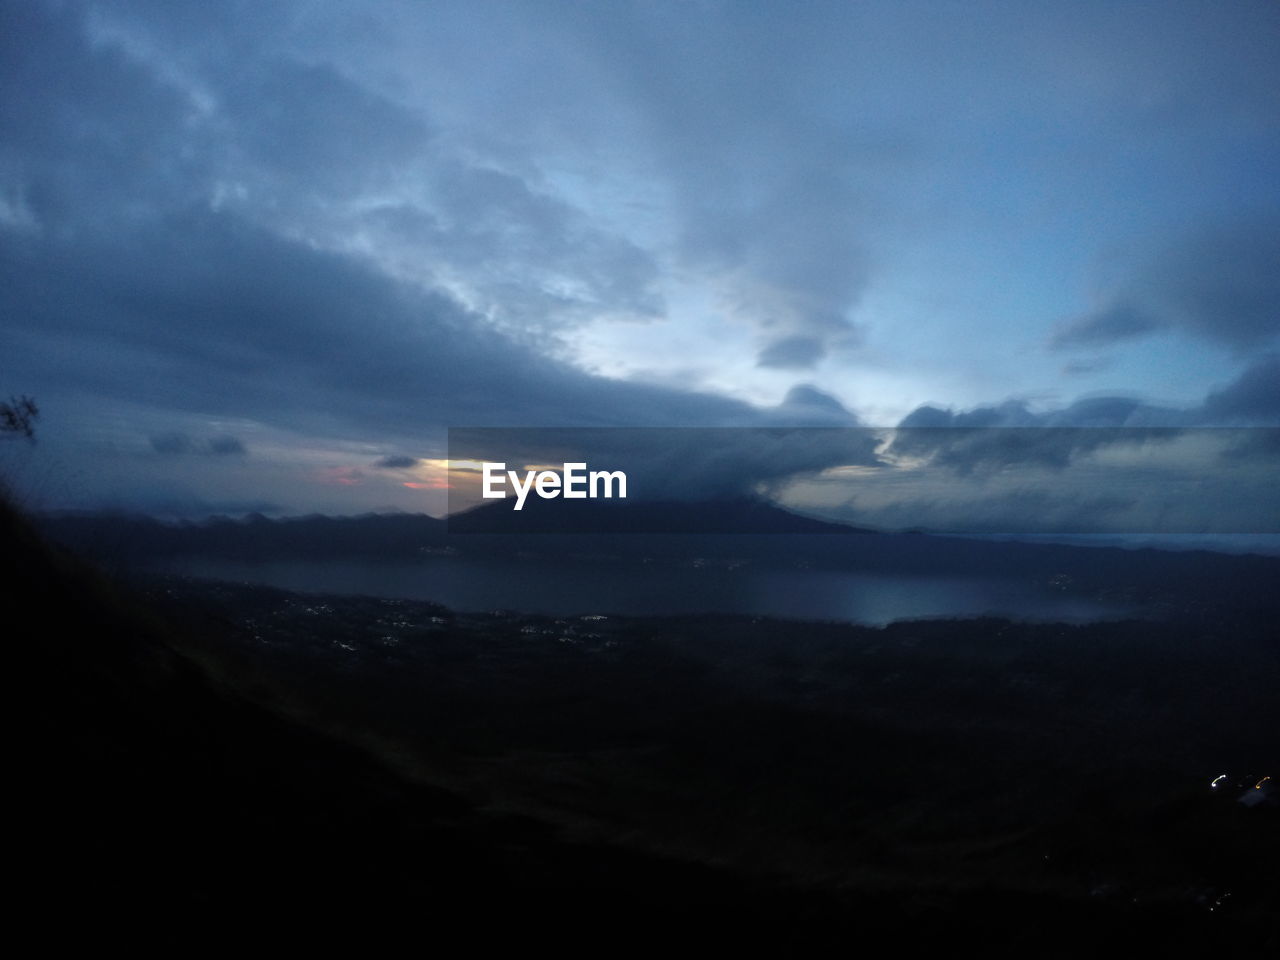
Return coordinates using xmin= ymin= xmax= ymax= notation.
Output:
xmin=223 ymin=57 xmax=432 ymax=190
xmin=150 ymin=433 xmax=192 ymax=455
xmin=358 ymin=163 xmax=664 ymax=333
xmin=0 ymin=1 xmax=859 ymax=513
xmin=208 ymin=435 xmax=246 ymax=456
xmin=3 ymin=0 xmax=1278 ymax=520
xmin=1051 ymin=218 xmax=1280 ymax=352
xmin=779 ymin=372 xmax=1280 ymax=534
xmin=906 ymin=355 xmax=1280 ymax=434
xmin=757 ymin=335 xmax=827 ymax=370
xmin=886 ymin=398 xmax=1186 ymax=476
xmin=1 ymin=207 xmax=765 ymax=446
xmin=1 ymin=0 xmax=664 ymax=346
xmin=449 ymin=425 xmax=881 ymax=503
xmin=769 ymin=385 xmax=857 ymax=426
xmin=528 ymin=4 xmax=879 ymax=367
xmin=1200 ymin=354 xmax=1280 ymax=422
xmin=884 ymin=355 xmax=1280 ymax=480
xmin=1061 ymin=356 xmax=1113 ymax=376
xmin=150 ymin=432 xmax=246 ymax=456
xmin=375 ymin=455 xmax=419 ymax=469
xmin=449 ymin=386 xmax=863 ymax=503
xmin=1050 ymin=302 xmax=1160 ymax=350
xmin=316 ymin=466 xmax=364 ymax=487
xmin=0 ymin=0 xmax=208 ymax=227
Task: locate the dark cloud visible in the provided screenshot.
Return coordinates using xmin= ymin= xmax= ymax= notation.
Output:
xmin=1052 ymin=218 xmax=1280 ymax=352
xmin=886 ymin=356 xmax=1280 ymax=478
xmin=1050 ymin=302 xmax=1159 ymax=350
xmin=1153 ymin=220 xmax=1280 ymax=348
xmin=757 ymin=335 xmax=827 ymax=370
xmin=1200 ymin=354 xmax=1280 ymax=423
xmin=0 ymin=208 xmax=762 ymax=445
xmin=375 ymin=455 xmax=418 ymax=469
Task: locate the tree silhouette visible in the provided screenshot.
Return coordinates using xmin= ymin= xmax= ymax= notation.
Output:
xmin=1 ymin=396 xmax=39 ymax=442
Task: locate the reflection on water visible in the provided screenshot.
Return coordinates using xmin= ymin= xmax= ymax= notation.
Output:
xmin=145 ymin=555 xmax=1137 ymax=625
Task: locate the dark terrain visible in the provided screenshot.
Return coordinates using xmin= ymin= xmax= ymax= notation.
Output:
xmin=9 ymin=501 xmax=1278 ymax=951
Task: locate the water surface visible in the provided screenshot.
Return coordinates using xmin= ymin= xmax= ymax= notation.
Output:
xmin=146 ymin=555 xmax=1136 ymax=625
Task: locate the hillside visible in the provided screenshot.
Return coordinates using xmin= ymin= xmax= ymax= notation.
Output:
xmin=3 ymin=499 xmax=840 ymax=949
xmin=7 ymin=498 xmax=1277 ymax=951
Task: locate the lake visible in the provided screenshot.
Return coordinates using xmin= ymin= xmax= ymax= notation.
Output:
xmin=144 ymin=554 xmax=1138 ymax=625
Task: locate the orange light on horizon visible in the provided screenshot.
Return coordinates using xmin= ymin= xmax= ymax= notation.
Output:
xmin=315 ymin=466 xmax=364 ymax=486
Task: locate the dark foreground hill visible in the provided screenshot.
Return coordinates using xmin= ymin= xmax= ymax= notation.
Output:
xmin=7 ymin=499 xmax=853 ymax=950
xmin=7 ymin=498 xmax=1277 ymax=952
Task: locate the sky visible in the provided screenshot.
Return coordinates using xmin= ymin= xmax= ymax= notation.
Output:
xmin=1 ymin=0 xmax=1277 ymax=518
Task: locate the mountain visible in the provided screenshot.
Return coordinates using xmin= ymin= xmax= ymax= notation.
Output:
xmin=445 ymin=494 xmax=870 ymax=534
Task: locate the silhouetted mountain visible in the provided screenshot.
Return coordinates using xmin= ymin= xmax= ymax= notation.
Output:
xmin=446 ymin=494 xmax=870 ymax=534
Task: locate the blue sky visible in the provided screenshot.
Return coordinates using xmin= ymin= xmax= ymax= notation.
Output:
xmin=1 ymin=0 xmax=1277 ymax=517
